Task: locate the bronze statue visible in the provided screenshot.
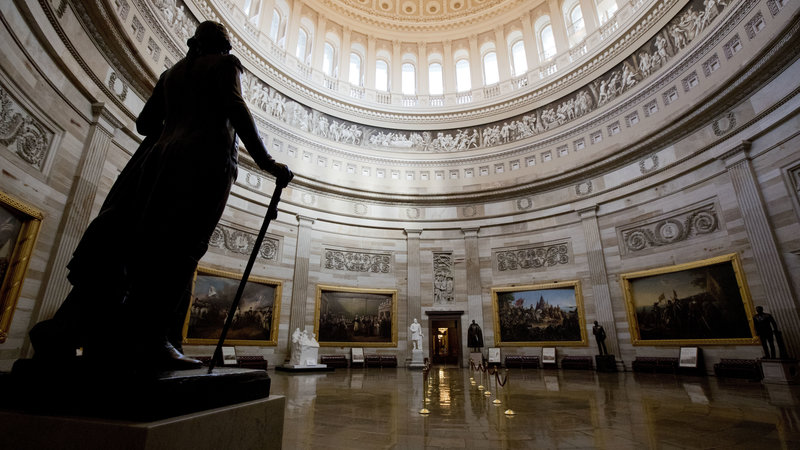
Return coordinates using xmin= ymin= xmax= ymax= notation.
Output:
xmin=29 ymin=21 xmax=291 ymax=370
xmin=593 ymin=320 xmax=608 ymax=355
xmin=753 ymin=306 xmax=781 ymax=359
xmin=467 ymin=320 xmax=483 ymax=350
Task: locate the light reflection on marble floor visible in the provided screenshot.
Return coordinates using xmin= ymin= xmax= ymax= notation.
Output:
xmin=272 ymin=367 xmax=800 ymax=449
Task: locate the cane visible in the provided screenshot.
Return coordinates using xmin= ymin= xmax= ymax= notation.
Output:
xmin=208 ymin=174 xmax=292 ymax=373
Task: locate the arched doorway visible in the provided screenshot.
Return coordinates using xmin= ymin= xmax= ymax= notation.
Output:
xmin=425 ymin=310 xmax=463 ymax=366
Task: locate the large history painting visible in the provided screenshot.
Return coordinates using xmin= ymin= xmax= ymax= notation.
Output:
xmin=314 ymin=285 xmax=397 ymax=347
xmin=622 ymin=253 xmax=758 ymax=345
xmin=183 ymin=267 xmax=281 ymax=346
xmin=0 ymin=191 xmax=42 ymax=343
xmin=492 ymin=281 xmax=587 ymax=346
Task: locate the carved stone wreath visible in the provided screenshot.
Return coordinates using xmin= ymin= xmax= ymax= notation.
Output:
xmin=324 ymin=249 xmax=391 ymax=273
xmin=622 ymin=205 xmax=719 ymax=252
xmin=496 ymin=243 xmax=569 ymax=271
xmin=209 ymin=224 xmax=278 ymax=260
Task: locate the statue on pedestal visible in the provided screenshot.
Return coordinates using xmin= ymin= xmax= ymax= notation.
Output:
xmin=593 ymin=321 xmax=608 ymax=356
xmin=467 ymin=320 xmax=483 ymax=352
xmin=753 ymin=306 xmax=784 ymax=359
xmin=289 ymin=328 xmax=320 ymax=367
xmin=409 ymin=318 xmax=423 ymax=351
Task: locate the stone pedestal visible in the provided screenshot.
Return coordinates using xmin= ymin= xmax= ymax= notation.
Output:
xmin=595 ymin=355 xmax=617 ymax=372
xmin=0 ymin=396 xmax=285 ymax=450
xmin=469 ymin=352 xmax=483 ymax=367
xmin=760 ymin=359 xmax=800 ymax=384
xmin=408 ymin=349 xmax=425 ymax=369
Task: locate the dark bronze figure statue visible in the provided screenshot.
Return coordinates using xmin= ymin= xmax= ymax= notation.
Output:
xmin=593 ymin=321 xmax=608 ymax=355
xmin=467 ymin=320 xmax=483 ymax=351
xmin=753 ymin=306 xmax=783 ymax=359
xmin=28 ymin=21 xmax=292 ymax=370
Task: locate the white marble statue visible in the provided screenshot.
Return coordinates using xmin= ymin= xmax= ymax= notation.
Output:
xmin=409 ymin=318 xmax=423 ymax=351
xmin=289 ymin=328 xmax=321 ymax=366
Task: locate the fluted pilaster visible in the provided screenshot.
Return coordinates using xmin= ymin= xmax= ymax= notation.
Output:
xmin=461 ymin=227 xmax=483 ymax=331
xmin=288 ymin=215 xmax=315 ymax=353
xmin=405 ymin=228 xmax=422 ymax=354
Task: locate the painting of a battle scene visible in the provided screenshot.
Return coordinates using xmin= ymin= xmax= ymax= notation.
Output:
xmin=492 ymin=281 xmax=587 ymax=346
xmin=622 ymin=253 xmax=758 ymax=345
xmin=183 ymin=267 xmax=281 ymax=345
xmin=234 ymin=0 xmax=731 ymax=153
xmin=314 ymin=285 xmax=397 ymax=347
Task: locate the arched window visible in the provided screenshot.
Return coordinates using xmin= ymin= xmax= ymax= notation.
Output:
xmin=511 ymin=41 xmax=528 ymax=76
xmin=296 ymin=28 xmax=307 ymax=60
xmin=570 ymin=5 xmax=585 ymax=33
xmin=322 ymin=42 xmax=335 ymax=76
xmin=269 ymin=10 xmax=280 ymax=41
xmin=349 ymin=53 xmax=362 ymax=86
xmin=540 ymin=25 xmax=556 ymax=60
xmin=243 ymin=0 xmax=261 ymax=24
xmin=455 ymin=59 xmax=471 ymax=92
xmin=401 ymin=63 xmax=416 ymax=95
xmin=428 ymin=63 xmax=443 ymax=95
xmin=595 ymin=0 xmax=619 ymax=24
xmin=483 ymin=51 xmax=499 ymax=85
xmin=375 ymin=60 xmax=389 ymax=91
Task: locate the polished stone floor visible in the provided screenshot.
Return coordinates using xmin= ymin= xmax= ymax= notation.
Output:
xmin=271 ymin=366 xmax=800 ymax=449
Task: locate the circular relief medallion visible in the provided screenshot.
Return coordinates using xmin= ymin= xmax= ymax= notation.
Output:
xmin=379 ymin=0 xmax=393 ymax=11
xmin=426 ymin=1 xmax=440 ymax=13
xmin=516 ymin=197 xmax=533 ymax=210
xmin=462 ymin=205 xmax=477 ymax=217
xmin=355 ymin=0 xmax=370 ymax=4
xmin=244 ymin=172 xmax=262 ymax=189
xmin=449 ymin=0 xmax=464 ymax=10
xmin=406 ymin=207 xmax=420 ymax=219
xmin=712 ymin=112 xmax=736 ymax=136
xmin=354 ymin=203 xmax=368 ymax=215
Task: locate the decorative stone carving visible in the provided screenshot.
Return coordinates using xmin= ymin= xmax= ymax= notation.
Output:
xmin=0 ymin=85 xmax=54 ymax=171
xmin=517 ymin=197 xmax=533 ymax=210
xmin=324 ymin=249 xmax=392 ymax=273
xmin=639 ymin=154 xmax=659 ymax=174
xmin=150 ymin=0 xmax=198 ymax=42
xmin=712 ymin=112 xmax=736 ymax=136
xmin=575 ymin=181 xmax=593 ymax=196
xmin=208 ymin=224 xmax=278 ymax=260
xmin=620 ymin=203 xmax=720 ymax=254
xmin=107 ymin=72 xmax=128 ymax=101
xmin=433 ymin=252 xmax=454 ymax=304
xmin=495 ymin=243 xmax=570 ymax=272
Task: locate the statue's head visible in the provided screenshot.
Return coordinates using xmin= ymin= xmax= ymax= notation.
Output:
xmin=756 ymin=306 xmax=764 ymax=314
xmin=187 ymin=21 xmax=232 ymax=56
xmin=594 ymin=320 xmax=599 ymax=325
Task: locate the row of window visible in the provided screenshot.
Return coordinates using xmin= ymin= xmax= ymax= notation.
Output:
xmin=242 ymin=0 xmax=620 ymax=95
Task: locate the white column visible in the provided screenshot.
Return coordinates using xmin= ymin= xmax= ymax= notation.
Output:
xmin=257 ymin=0 xmax=275 ymax=33
xmin=418 ymin=42 xmax=428 ymax=96
xmin=461 ymin=228 xmax=484 ymax=332
xmin=578 ymin=206 xmax=621 ymax=360
xmin=579 ymin=0 xmax=599 ymax=35
xmin=521 ymin=12 xmax=540 ymax=68
xmin=722 ymin=142 xmax=800 ymax=357
xmin=311 ymin=13 xmax=327 ymax=71
xmin=494 ymin=26 xmax=511 ymax=82
xmin=338 ymin=26 xmax=351 ymax=83
xmin=391 ymin=40 xmax=402 ymax=95
xmin=548 ymin=0 xmax=570 ymax=53
xmin=468 ymin=34 xmax=481 ymax=88
xmin=443 ymin=40 xmax=454 ymax=93
xmin=285 ymin=0 xmax=303 ymax=58
xmin=33 ymin=104 xmax=121 ymax=324
xmin=405 ymin=229 xmax=422 ymax=358
xmin=288 ymin=215 xmax=315 ymax=355
xmin=365 ymin=36 xmax=376 ymax=89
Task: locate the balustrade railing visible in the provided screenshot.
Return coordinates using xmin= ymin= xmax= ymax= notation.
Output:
xmin=376 ymin=92 xmax=391 ymax=104
xmin=456 ymin=92 xmax=472 ymax=104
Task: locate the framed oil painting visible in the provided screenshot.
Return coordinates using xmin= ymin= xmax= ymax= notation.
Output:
xmin=0 ymin=191 xmax=43 ymax=343
xmin=621 ymin=253 xmax=758 ymax=346
xmin=182 ymin=267 xmax=282 ymax=346
xmin=491 ymin=281 xmax=587 ymax=346
xmin=314 ymin=285 xmax=398 ymax=347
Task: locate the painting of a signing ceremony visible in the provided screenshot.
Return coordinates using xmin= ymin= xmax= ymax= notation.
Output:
xmin=183 ymin=267 xmax=281 ymax=346
xmin=622 ymin=253 xmax=757 ymax=345
xmin=492 ymin=281 xmax=587 ymax=346
xmin=314 ymin=285 xmax=397 ymax=347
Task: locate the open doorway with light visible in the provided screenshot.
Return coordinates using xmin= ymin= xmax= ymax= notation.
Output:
xmin=426 ymin=311 xmax=463 ymax=366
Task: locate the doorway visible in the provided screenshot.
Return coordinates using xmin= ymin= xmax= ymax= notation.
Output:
xmin=426 ymin=311 xmax=463 ymax=366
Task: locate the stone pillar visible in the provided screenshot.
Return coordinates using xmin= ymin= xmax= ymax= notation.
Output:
xmin=34 ymin=103 xmax=121 ymax=324
xmin=285 ymin=0 xmax=303 ymax=59
xmin=405 ymin=229 xmax=422 ymax=357
xmin=256 ymin=0 xmax=275 ymax=32
xmin=287 ymin=215 xmax=315 ymax=355
xmin=722 ymin=142 xmax=800 ymax=357
xmin=493 ymin=26 xmax=511 ymax=82
xmin=521 ymin=12 xmax=540 ymax=67
xmin=579 ymin=0 xmax=599 ymax=35
xmin=311 ymin=13 xmax=327 ymax=72
xmin=468 ymin=34 xmax=480 ymax=89
xmin=365 ymin=36 xmax=376 ymax=89
xmin=578 ymin=206 xmax=621 ymax=360
xmin=338 ymin=26 xmax=351 ymax=84
xmin=443 ymin=40 xmax=454 ymax=93
xmin=391 ymin=40 xmax=402 ymax=95
xmin=418 ymin=42 xmax=428 ymax=95
xmin=548 ymin=0 xmax=570 ymax=54
xmin=461 ymin=228 xmax=483 ymax=326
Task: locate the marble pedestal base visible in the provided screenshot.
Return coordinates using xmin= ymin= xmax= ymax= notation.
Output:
xmin=408 ymin=349 xmax=425 ymax=369
xmin=595 ymin=355 xmax=617 ymax=372
xmin=760 ymin=359 xmax=800 ymax=384
xmin=0 ymin=396 xmax=285 ymax=450
xmin=276 ymin=364 xmax=333 ymax=373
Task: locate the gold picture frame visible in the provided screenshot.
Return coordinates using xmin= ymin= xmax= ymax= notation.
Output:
xmin=314 ymin=284 xmax=398 ymax=347
xmin=621 ymin=253 xmax=758 ymax=346
xmin=0 ymin=191 xmax=43 ymax=343
xmin=491 ymin=280 xmax=588 ymax=347
xmin=182 ymin=266 xmax=282 ymax=346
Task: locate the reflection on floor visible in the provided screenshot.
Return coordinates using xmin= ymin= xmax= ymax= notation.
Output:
xmin=272 ymin=367 xmax=800 ymax=449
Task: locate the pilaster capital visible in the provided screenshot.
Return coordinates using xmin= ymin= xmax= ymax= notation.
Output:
xmin=404 ymin=228 xmax=422 ymax=238
xmin=719 ymin=140 xmax=753 ymax=167
xmin=91 ymin=102 xmax=123 ymax=134
xmin=576 ymin=205 xmax=598 ymax=219
xmin=296 ymin=215 xmax=316 ymax=225
xmin=461 ymin=227 xmax=480 ymax=238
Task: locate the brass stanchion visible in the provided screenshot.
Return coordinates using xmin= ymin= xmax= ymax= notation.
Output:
xmin=420 ymin=359 xmax=431 ymax=415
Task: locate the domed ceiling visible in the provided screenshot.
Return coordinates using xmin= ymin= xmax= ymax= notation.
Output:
xmin=314 ymin=0 xmax=531 ymax=31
